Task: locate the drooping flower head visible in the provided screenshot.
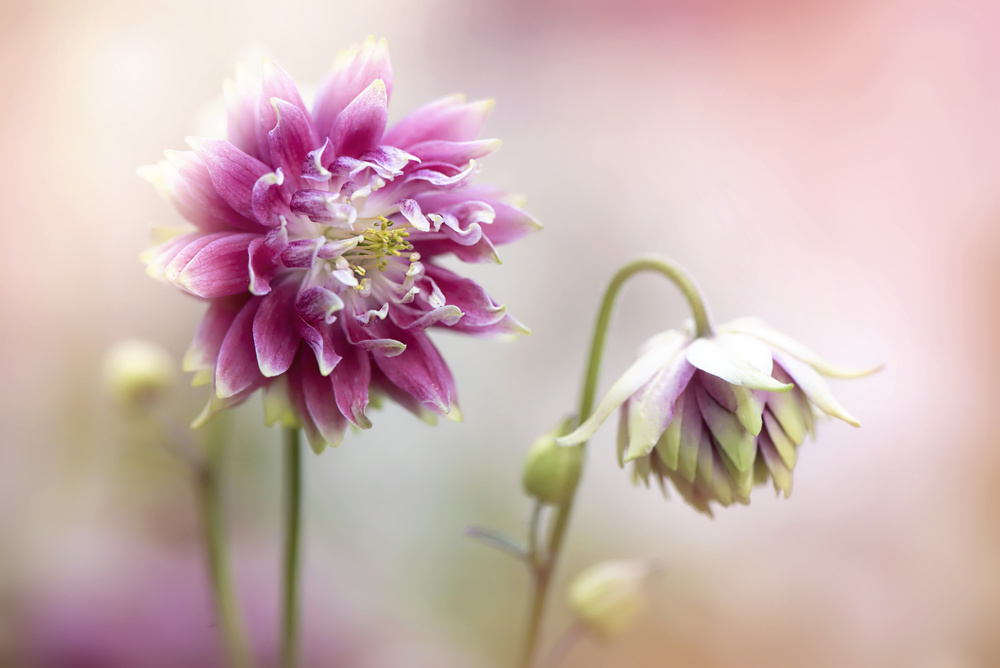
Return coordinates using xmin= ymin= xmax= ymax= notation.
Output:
xmin=141 ymin=38 xmax=539 ymax=451
xmin=559 ymin=317 xmax=876 ymax=515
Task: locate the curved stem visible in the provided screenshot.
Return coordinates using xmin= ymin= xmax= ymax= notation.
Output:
xmin=281 ymin=428 xmax=303 ymax=668
xmin=198 ymin=431 xmax=254 ymax=668
xmin=517 ymin=257 xmax=711 ymax=668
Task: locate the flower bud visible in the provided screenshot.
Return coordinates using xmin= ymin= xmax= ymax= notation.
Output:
xmin=522 ymin=416 xmax=583 ymax=505
xmin=103 ymin=339 xmax=175 ymax=413
xmin=567 ymin=559 xmax=656 ymax=639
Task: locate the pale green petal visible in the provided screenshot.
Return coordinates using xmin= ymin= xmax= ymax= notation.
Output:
xmin=767 ymin=389 xmax=808 ymax=445
xmin=775 ymin=352 xmax=861 ymax=427
xmin=558 ymin=331 xmax=687 ymax=446
xmin=726 ymin=318 xmax=881 ymax=378
xmin=759 ymin=431 xmax=793 ymax=498
xmin=696 ymin=384 xmax=755 ymax=473
xmin=686 ymin=338 xmax=792 ymax=392
xmin=732 ymin=385 xmax=765 ymax=437
xmin=763 ymin=410 xmax=797 ymax=469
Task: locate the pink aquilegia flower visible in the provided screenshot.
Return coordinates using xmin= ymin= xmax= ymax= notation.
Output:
xmin=558 ymin=318 xmax=876 ymax=515
xmin=141 ymin=38 xmax=539 ymax=451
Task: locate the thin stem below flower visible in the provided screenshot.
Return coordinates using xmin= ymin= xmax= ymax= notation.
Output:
xmin=281 ymin=427 xmax=303 ymax=668
xmin=517 ymin=257 xmax=711 ymax=668
xmin=198 ymin=425 xmax=254 ymax=668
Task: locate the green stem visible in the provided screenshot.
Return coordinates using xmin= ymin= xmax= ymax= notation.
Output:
xmin=517 ymin=257 xmax=711 ymax=668
xmin=198 ymin=432 xmax=254 ymax=668
xmin=281 ymin=428 xmax=303 ymax=668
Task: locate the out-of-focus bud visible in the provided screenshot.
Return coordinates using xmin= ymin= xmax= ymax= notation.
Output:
xmin=567 ymin=559 xmax=658 ymax=639
xmin=522 ymin=416 xmax=583 ymax=504
xmin=103 ymin=339 xmax=175 ymax=413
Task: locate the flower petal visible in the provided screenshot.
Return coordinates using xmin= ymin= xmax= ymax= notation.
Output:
xmin=312 ymin=36 xmax=393 ymax=141
xmin=624 ymin=357 xmax=695 ymax=463
xmin=758 ymin=430 xmax=793 ymax=498
xmin=686 ymin=337 xmax=792 ymax=392
xmin=257 ymin=58 xmax=309 ymax=162
xmin=187 ymin=137 xmax=271 ymax=223
xmin=725 ymin=317 xmax=882 ymax=378
xmin=763 ymin=409 xmax=798 ymax=470
xmin=772 ymin=352 xmax=861 ymax=426
xmin=268 ymin=98 xmax=319 ymax=190
xmin=371 ymin=327 xmax=456 ymax=416
xmin=253 ymin=278 xmax=301 ymax=377
xmin=406 ymin=138 xmax=501 ymax=165
xmin=140 ymin=151 xmax=260 ymax=231
xmin=383 ymin=95 xmax=494 ymax=149
xmin=298 ymin=353 xmax=347 ymax=451
xmin=558 ymin=331 xmax=688 ymax=447
xmin=215 ymin=296 xmax=266 ymax=398
xmin=175 ymin=233 xmax=258 ymax=298
xmin=330 ymin=79 xmax=388 ymax=159
xmin=223 ymin=64 xmax=264 ymax=161
xmin=183 ymin=295 xmax=249 ymax=372
xmin=331 ymin=342 xmax=372 ymax=429
xmin=695 ymin=381 xmax=756 ymax=473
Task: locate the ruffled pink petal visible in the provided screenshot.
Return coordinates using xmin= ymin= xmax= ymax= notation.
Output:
xmin=183 ymin=294 xmax=250 ymax=372
xmin=174 ymin=232 xmax=258 ymax=298
xmin=382 ymin=95 xmax=493 ymax=149
xmin=268 ymin=99 xmax=319 ymax=190
xmin=252 ymin=277 xmax=301 ymax=377
xmin=312 ymin=37 xmax=393 ymax=142
xmin=215 ymin=295 xmax=266 ymax=398
xmin=142 ymin=231 xmax=205 ymax=280
xmin=224 ymin=65 xmax=264 ymax=161
xmin=371 ymin=327 xmax=456 ymax=415
xmin=295 ymin=286 xmax=345 ymax=375
xmin=420 ymin=263 xmax=510 ymax=330
xmin=289 ymin=190 xmax=357 ymax=224
xmin=418 ymin=186 xmax=541 ymax=246
xmin=256 ymin=59 xmax=309 ymax=164
xmin=187 ymin=137 xmax=271 ymax=223
xmin=248 ymin=222 xmax=288 ymax=296
xmin=405 ymin=138 xmax=501 ymax=166
xmin=331 ymin=340 xmax=372 ymax=429
xmin=330 ymin=79 xmax=389 ymax=159
xmin=297 ymin=352 xmax=347 ymax=448
xmin=251 ymin=170 xmax=291 ymax=228
xmin=143 ymin=151 xmax=259 ymax=231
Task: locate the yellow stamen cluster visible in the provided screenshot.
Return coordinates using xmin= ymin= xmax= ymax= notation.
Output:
xmin=349 ymin=216 xmax=414 ymax=277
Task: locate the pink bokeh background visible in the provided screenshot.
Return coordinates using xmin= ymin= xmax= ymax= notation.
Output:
xmin=1 ymin=0 xmax=998 ymax=665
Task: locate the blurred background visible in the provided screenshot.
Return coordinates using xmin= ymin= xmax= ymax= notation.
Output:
xmin=1 ymin=0 xmax=998 ymax=665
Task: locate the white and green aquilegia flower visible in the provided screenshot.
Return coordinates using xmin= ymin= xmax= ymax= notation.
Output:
xmin=558 ymin=318 xmax=878 ymax=515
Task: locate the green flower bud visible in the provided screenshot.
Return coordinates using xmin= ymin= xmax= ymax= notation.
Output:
xmin=522 ymin=416 xmax=583 ymax=505
xmin=567 ymin=560 xmax=657 ymax=639
xmin=103 ymin=339 xmax=175 ymax=413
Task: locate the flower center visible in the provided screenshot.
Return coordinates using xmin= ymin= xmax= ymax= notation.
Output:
xmin=348 ymin=216 xmax=413 ymax=275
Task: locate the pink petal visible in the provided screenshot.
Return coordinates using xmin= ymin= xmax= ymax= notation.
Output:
xmin=253 ymin=278 xmax=302 ymax=377
xmin=295 ymin=287 xmax=345 ymax=375
xmin=331 ymin=342 xmax=372 ymax=429
xmin=330 ymin=79 xmax=389 ymax=159
xmin=383 ymin=95 xmax=493 ymax=149
xmin=183 ymin=295 xmax=249 ymax=372
xmin=268 ymin=99 xmax=319 ymax=190
xmin=312 ymin=37 xmax=393 ymax=141
xmin=224 ymin=65 xmax=264 ymax=161
xmin=216 ymin=296 xmax=266 ymax=398
xmin=187 ymin=137 xmax=271 ymax=223
xmin=248 ymin=222 xmax=288 ymax=296
xmin=405 ymin=138 xmax=501 ymax=165
xmin=256 ymin=58 xmax=309 ymax=164
xmin=371 ymin=327 xmax=456 ymax=416
xmin=142 ymin=151 xmax=260 ymax=231
xmin=175 ymin=232 xmax=258 ymax=298
xmin=299 ymin=353 xmax=347 ymax=448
